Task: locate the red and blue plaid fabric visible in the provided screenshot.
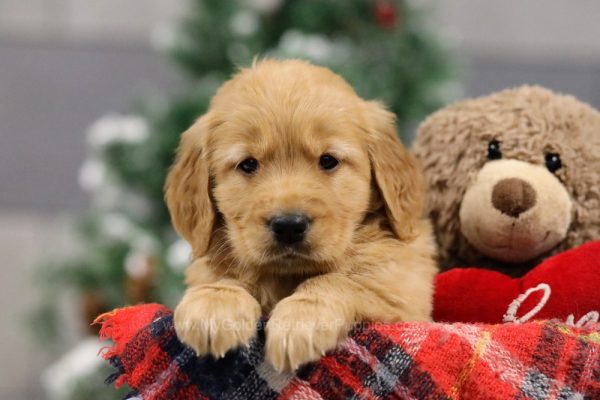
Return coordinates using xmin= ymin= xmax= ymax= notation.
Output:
xmin=96 ymin=304 xmax=600 ymax=400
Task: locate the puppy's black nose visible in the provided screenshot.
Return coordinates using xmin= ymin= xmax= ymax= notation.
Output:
xmin=269 ymin=214 xmax=309 ymax=245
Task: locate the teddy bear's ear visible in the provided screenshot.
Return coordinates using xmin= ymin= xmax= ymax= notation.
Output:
xmin=164 ymin=114 xmax=218 ymax=258
xmin=364 ymin=101 xmax=424 ymax=241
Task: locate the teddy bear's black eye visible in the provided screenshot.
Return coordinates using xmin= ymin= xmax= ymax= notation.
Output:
xmin=319 ymin=154 xmax=339 ymax=171
xmin=545 ymin=153 xmax=562 ymax=173
xmin=487 ymin=140 xmax=502 ymax=160
xmin=237 ymin=157 xmax=259 ymax=174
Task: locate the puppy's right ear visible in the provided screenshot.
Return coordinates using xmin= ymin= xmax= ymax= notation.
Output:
xmin=165 ymin=115 xmax=216 ymax=258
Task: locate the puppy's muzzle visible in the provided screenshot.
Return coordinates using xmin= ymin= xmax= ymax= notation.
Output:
xmin=269 ymin=214 xmax=310 ymax=245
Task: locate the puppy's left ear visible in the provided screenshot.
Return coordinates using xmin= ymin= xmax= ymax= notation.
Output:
xmin=365 ymin=101 xmax=424 ymax=241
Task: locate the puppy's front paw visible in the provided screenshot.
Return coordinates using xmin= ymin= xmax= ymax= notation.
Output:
xmin=174 ymin=285 xmax=261 ymax=358
xmin=265 ymin=296 xmax=350 ymax=372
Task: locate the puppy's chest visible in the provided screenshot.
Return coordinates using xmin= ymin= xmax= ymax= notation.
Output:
xmin=251 ymin=274 xmax=312 ymax=313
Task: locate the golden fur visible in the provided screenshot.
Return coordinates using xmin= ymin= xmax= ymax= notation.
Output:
xmin=165 ymin=59 xmax=437 ymax=372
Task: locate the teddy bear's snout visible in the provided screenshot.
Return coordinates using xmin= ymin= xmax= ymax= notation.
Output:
xmin=491 ymin=178 xmax=537 ymax=218
xmin=458 ymin=159 xmax=573 ymax=264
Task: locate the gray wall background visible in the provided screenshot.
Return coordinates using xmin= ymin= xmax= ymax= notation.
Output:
xmin=0 ymin=41 xmax=175 ymax=210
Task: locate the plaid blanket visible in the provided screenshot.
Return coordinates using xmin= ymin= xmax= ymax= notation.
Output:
xmin=97 ymin=304 xmax=600 ymax=400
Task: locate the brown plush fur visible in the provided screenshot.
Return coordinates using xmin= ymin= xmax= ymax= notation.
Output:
xmin=165 ymin=59 xmax=437 ymax=372
xmin=413 ymin=85 xmax=600 ymax=276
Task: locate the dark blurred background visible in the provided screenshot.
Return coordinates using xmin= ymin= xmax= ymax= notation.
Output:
xmin=1 ymin=1 xmax=599 ymax=399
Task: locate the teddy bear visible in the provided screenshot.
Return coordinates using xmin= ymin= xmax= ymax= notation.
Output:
xmin=412 ymin=85 xmax=600 ymax=277
xmin=412 ymin=86 xmax=600 ymax=324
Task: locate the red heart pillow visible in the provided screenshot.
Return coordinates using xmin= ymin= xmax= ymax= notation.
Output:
xmin=433 ymin=240 xmax=600 ymax=325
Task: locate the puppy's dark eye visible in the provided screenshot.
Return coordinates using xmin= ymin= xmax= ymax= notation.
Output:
xmin=319 ymin=154 xmax=339 ymax=171
xmin=237 ymin=157 xmax=259 ymax=174
xmin=545 ymin=153 xmax=562 ymax=173
xmin=487 ymin=140 xmax=502 ymax=160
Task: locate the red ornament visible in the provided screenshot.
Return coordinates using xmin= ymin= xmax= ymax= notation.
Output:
xmin=373 ymin=0 xmax=397 ymax=30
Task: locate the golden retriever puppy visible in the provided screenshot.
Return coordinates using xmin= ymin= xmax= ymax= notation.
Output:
xmin=165 ymin=59 xmax=436 ymax=372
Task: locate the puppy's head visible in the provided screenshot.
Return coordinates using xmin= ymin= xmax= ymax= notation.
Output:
xmin=166 ymin=60 xmax=422 ymax=276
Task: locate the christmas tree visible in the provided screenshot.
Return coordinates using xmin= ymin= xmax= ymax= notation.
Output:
xmin=35 ymin=1 xmax=458 ymax=398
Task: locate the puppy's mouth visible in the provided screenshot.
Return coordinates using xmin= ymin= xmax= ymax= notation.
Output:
xmin=273 ymin=246 xmax=312 ymax=260
xmin=264 ymin=242 xmax=315 ymax=262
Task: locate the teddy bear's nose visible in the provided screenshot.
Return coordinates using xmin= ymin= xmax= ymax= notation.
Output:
xmin=492 ymin=178 xmax=537 ymax=218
